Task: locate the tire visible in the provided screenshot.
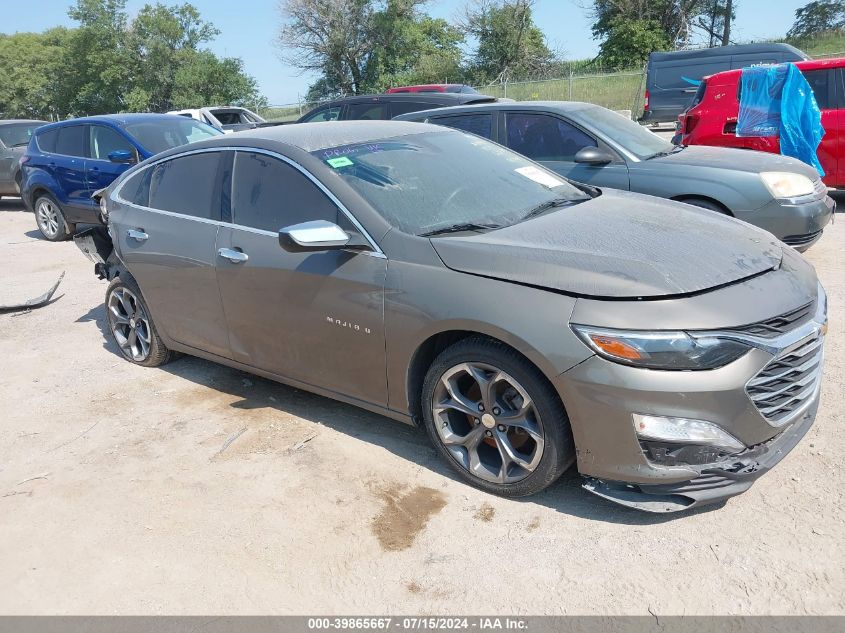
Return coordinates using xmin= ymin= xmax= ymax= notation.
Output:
xmin=105 ymin=275 xmax=174 ymax=367
xmin=421 ymin=337 xmax=575 ymax=497
xmin=680 ymin=197 xmax=729 ymax=215
xmin=34 ymin=193 xmax=75 ymax=241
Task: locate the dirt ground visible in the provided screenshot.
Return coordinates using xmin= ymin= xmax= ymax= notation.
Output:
xmin=0 ymin=197 xmax=843 ymax=615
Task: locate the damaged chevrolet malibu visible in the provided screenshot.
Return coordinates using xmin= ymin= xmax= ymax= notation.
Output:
xmin=76 ymin=121 xmax=827 ymax=512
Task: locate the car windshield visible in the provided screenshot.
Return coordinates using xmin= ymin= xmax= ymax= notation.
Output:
xmin=0 ymin=123 xmax=43 ymax=148
xmin=579 ymin=106 xmax=674 ymax=159
xmin=312 ymin=130 xmax=592 ymax=235
xmin=123 ymin=118 xmax=222 ymax=154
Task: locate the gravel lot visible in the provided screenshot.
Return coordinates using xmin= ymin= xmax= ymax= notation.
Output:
xmin=1 ymin=196 xmax=843 ymax=615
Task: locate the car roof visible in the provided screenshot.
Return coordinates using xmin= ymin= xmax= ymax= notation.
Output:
xmin=649 ymin=42 xmax=808 ymax=62
xmin=34 ymin=113 xmax=192 ymax=132
xmin=179 ymin=120 xmax=449 ymax=154
xmin=0 ymin=119 xmax=48 ymax=126
xmin=317 ymin=92 xmax=496 ymax=107
xmin=393 ymin=100 xmax=598 ymax=119
xmin=702 ymin=56 xmax=845 ymax=84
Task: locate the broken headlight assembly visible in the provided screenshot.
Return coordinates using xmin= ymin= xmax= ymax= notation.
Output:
xmin=570 ymin=325 xmax=751 ymax=370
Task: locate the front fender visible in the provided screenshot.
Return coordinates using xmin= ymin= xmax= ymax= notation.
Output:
xmin=384 ymin=261 xmax=591 ymax=415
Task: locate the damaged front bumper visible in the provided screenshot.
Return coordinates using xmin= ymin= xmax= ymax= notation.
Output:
xmin=582 ymin=396 xmax=818 ymax=512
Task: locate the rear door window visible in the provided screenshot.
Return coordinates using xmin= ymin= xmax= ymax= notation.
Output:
xmin=36 ymin=128 xmax=59 ymax=153
xmin=302 ymin=106 xmax=341 ymax=122
xmin=119 ymin=168 xmax=152 ymax=207
xmin=346 ymin=102 xmax=389 ymax=120
xmin=230 ymin=151 xmax=341 ymax=232
xmin=390 ymin=101 xmax=437 ymax=117
xmin=506 ymin=113 xmax=597 ymax=161
xmin=88 ymin=125 xmax=135 ymax=160
xmin=802 ymin=69 xmax=833 ymax=109
xmin=54 ymin=125 xmax=86 ymax=157
xmin=429 ymin=113 xmax=493 ymax=139
xmin=148 ymin=152 xmax=221 ymax=220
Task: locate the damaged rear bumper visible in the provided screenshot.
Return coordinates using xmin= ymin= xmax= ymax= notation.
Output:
xmin=582 ymin=394 xmax=818 ymax=513
xmin=73 ymin=225 xmax=117 ymax=280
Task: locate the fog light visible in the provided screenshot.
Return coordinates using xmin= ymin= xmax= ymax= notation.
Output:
xmin=632 ymin=414 xmax=745 ymax=452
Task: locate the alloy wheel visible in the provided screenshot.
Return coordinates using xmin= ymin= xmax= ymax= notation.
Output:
xmin=107 ymin=287 xmax=152 ymax=362
xmin=432 ymin=362 xmax=545 ymax=484
xmin=36 ymin=199 xmax=60 ymax=238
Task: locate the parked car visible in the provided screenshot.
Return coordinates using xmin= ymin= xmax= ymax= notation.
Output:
xmin=168 ymin=106 xmax=276 ymax=133
xmin=75 ymin=121 xmax=826 ymax=512
xmin=0 ymin=119 xmax=47 ymax=198
xmin=20 ymin=113 xmax=222 ymax=241
xmin=396 ymin=101 xmax=834 ymax=250
xmin=297 ymin=92 xmax=497 ymax=123
xmin=385 ymin=83 xmax=479 ymax=94
xmin=677 ymin=58 xmax=845 ymax=188
xmin=643 ymin=43 xmax=808 ymax=125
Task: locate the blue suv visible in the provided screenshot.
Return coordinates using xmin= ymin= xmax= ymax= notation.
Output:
xmin=21 ymin=113 xmax=221 ymax=241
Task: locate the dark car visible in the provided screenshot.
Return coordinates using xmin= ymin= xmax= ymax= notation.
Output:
xmin=642 ymin=42 xmax=807 ymax=125
xmin=75 ymin=121 xmax=826 ymax=512
xmin=297 ymin=92 xmax=497 ymax=123
xmin=20 ymin=113 xmax=221 ymax=241
xmin=0 ymin=119 xmax=47 ymax=198
xmin=385 ymin=84 xmax=478 ymax=94
xmin=395 ymin=101 xmax=834 ymax=250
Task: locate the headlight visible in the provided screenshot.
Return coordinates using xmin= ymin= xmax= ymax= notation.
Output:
xmin=571 ymin=325 xmax=751 ymax=370
xmin=760 ymin=171 xmax=815 ymax=198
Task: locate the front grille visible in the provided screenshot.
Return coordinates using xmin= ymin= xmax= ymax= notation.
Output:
xmin=783 ymin=230 xmax=823 ymax=247
xmin=746 ymin=332 xmax=824 ymax=426
xmin=726 ymin=302 xmax=815 ymax=337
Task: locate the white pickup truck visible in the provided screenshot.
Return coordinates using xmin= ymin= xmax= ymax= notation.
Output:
xmin=167 ymin=106 xmax=278 ymax=133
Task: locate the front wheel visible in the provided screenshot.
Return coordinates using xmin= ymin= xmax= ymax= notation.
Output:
xmin=421 ymin=337 xmax=575 ymax=497
xmin=105 ymin=276 xmax=174 ymax=367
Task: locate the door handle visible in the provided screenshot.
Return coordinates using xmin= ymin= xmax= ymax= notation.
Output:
xmin=218 ymin=247 xmax=248 ymax=263
xmin=127 ymin=229 xmax=148 ymax=242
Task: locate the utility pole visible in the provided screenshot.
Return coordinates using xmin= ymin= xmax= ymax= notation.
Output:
xmin=722 ymin=0 xmax=733 ymax=46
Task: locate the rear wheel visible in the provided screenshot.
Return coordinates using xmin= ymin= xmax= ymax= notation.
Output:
xmin=34 ymin=194 xmax=74 ymax=241
xmin=105 ymin=276 xmax=174 ymax=367
xmin=421 ymin=337 xmax=575 ymax=497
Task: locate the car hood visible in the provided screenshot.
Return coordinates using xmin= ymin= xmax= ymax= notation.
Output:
xmin=650 ymin=145 xmax=820 ymax=180
xmin=430 ymin=190 xmax=783 ymax=299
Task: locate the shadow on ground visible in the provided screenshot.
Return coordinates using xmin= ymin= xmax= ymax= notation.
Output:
xmin=76 ymin=301 xmax=721 ymax=526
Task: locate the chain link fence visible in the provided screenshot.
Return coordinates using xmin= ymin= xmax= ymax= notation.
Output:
xmin=257 ymin=68 xmax=648 ymax=123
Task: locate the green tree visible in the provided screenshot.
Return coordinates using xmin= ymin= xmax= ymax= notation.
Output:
xmin=58 ymin=0 xmax=132 ymax=115
xmin=0 ymin=29 xmax=70 ymax=119
xmin=596 ymin=17 xmax=672 ymax=68
xmin=278 ymin=0 xmax=462 ymax=100
xmin=172 ymin=51 xmax=267 ymax=109
xmin=126 ymin=3 xmax=221 ymax=111
xmin=462 ymin=0 xmax=554 ymax=83
xmin=788 ymin=0 xmax=845 ymax=38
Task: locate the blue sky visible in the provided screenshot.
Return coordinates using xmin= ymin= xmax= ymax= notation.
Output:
xmin=5 ymin=0 xmax=811 ymax=105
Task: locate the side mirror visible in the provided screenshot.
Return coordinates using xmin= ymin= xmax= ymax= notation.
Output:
xmin=108 ymin=149 xmax=136 ymax=164
xmin=278 ymin=220 xmax=370 ymax=253
xmin=574 ymin=147 xmax=614 ymax=165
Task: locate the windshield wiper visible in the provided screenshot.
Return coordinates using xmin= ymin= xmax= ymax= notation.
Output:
xmin=519 ymin=197 xmax=576 ymax=222
xmin=419 ymin=222 xmax=502 ymax=237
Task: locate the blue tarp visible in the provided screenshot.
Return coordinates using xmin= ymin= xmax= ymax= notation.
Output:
xmin=736 ymin=63 xmax=825 ymax=176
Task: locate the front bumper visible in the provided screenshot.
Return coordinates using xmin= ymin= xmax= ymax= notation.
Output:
xmin=556 ymin=288 xmax=827 ymax=512
xmin=751 ymin=192 xmax=835 ymax=250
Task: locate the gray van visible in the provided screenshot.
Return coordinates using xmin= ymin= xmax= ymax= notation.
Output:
xmin=642 ymin=42 xmax=808 ymax=124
